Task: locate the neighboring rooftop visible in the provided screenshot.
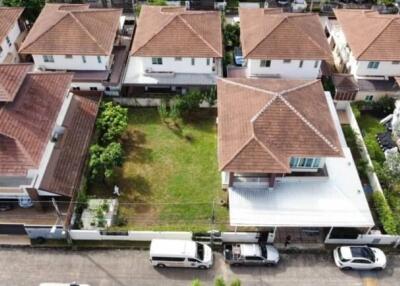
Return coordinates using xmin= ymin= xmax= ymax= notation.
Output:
xmin=39 ymin=92 xmax=100 ymax=197
xmin=0 ymin=7 xmax=24 ymax=44
xmin=0 ymin=65 xmax=73 ymax=176
xmin=334 ymin=9 xmax=400 ymax=61
xmin=0 ymin=64 xmax=33 ymax=102
xmin=131 ymin=5 xmax=222 ymax=58
xmin=19 ymin=4 xmax=122 ymax=55
xmin=239 ymin=8 xmax=332 ymax=60
xmin=217 ymin=78 xmax=343 ymax=174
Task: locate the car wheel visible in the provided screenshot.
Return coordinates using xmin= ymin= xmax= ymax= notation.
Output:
xmin=342 ymin=267 xmax=352 ymax=270
xmin=198 ymin=265 xmax=207 ymax=270
xmin=156 ymin=264 xmax=166 ymax=268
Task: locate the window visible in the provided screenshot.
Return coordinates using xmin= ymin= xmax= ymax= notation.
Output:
xmin=97 ymin=56 xmax=102 ymax=63
xmin=72 ymin=87 xmax=80 ymax=91
xmin=299 ymin=60 xmax=304 ymax=68
xmin=314 ymin=60 xmax=319 ymax=68
xmin=82 ymin=56 xmax=87 ymax=63
xmin=290 ymin=157 xmax=322 ymax=169
xmin=152 ymin=57 xmax=162 ymax=65
xmin=245 ymin=256 xmax=263 ymax=261
xmin=174 ymin=57 xmax=182 ymax=61
xmin=392 ymin=61 xmax=400 ymax=65
xmin=365 ymin=95 xmax=374 ymax=102
xmin=151 ymin=257 xmax=185 ymax=262
xmin=90 ymin=87 xmax=98 ymax=91
xmin=65 ymin=55 xmax=73 ymax=59
xmin=367 ymin=61 xmax=379 ymax=69
xmin=283 ymin=59 xmax=291 ymax=63
xmin=206 ymin=58 xmax=210 ymax=66
xmin=191 ymin=58 xmax=195 ymax=65
xmin=188 ymin=258 xmax=200 ymax=263
xmin=43 ymin=55 xmax=54 ymax=63
xmin=352 ymin=259 xmax=371 ymax=264
xmin=6 ymin=36 xmax=11 ymax=47
xmin=260 ymin=60 xmax=271 ymax=67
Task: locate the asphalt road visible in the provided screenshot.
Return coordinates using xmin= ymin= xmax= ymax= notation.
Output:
xmin=0 ymin=248 xmax=399 ymax=286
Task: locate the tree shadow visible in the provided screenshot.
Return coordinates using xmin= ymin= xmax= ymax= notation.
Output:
xmin=122 ymin=129 xmax=153 ymax=163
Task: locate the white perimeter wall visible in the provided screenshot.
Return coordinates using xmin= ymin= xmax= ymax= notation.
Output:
xmin=247 ymin=59 xmax=321 ymax=79
xmin=0 ymin=21 xmax=21 ymax=63
xmin=32 ymin=55 xmax=110 ymax=71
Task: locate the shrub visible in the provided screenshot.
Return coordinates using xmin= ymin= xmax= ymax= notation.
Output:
xmin=96 ymin=102 xmax=128 ymax=144
xmin=371 ymin=96 xmax=395 ymax=117
xmin=230 ymin=279 xmax=241 ymax=286
xmin=89 ymin=143 xmax=124 ymax=182
xmin=214 ymin=277 xmax=226 ymax=286
xmin=203 ymin=87 xmax=217 ymax=107
xmin=172 ymin=89 xmax=204 ymax=118
xmin=191 ymin=279 xmax=202 ymax=286
xmin=351 ymin=102 xmax=362 ymax=121
xmin=224 ymin=23 xmax=240 ymax=48
xmin=372 ymin=192 xmax=397 ymax=234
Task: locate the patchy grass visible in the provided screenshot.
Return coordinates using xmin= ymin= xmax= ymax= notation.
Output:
xmin=89 ymin=108 xmax=228 ymax=231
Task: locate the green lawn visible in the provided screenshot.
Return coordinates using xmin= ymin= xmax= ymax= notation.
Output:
xmin=89 ymin=108 xmax=228 ymax=231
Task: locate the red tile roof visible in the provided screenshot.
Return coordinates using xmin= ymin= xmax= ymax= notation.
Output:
xmin=334 ymin=9 xmax=400 ymax=61
xmin=218 ymin=78 xmax=343 ymax=173
xmin=0 ymin=71 xmax=73 ymax=176
xmin=239 ymin=8 xmax=332 ymax=60
xmin=39 ymin=93 xmax=100 ymax=197
xmin=0 ymin=7 xmax=24 ymax=44
xmin=19 ymin=4 xmax=122 ymax=55
xmin=0 ymin=64 xmax=33 ymax=102
xmin=131 ymin=6 xmax=222 ymax=58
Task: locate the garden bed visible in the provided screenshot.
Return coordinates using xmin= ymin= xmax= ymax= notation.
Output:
xmin=88 ymin=108 xmax=229 ymax=231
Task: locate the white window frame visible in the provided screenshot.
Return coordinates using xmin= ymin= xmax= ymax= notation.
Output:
xmin=365 ymin=95 xmax=374 ymax=102
xmin=43 ymin=55 xmax=54 ymax=63
xmin=152 ymin=57 xmax=162 ymax=65
xmin=260 ymin=60 xmax=271 ymax=67
xmin=82 ymin=56 xmax=87 ymax=63
xmin=290 ymin=157 xmax=322 ymax=169
xmin=367 ymin=61 xmax=379 ymax=69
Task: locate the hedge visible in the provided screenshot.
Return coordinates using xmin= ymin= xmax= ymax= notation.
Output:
xmin=372 ymin=192 xmax=398 ymax=235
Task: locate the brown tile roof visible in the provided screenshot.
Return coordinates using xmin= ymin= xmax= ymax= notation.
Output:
xmin=334 ymin=9 xmax=400 ymax=61
xmin=0 ymin=71 xmax=73 ymax=176
xmin=239 ymin=8 xmax=332 ymax=60
xmin=0 ymin=7 xmax=24 ymax=44
xmin=19 ymin=4 xmax=122 ymax=55
xmin=0 ymin=64 xmax=33 ymax=102
xmin=39 ymin=93 xmax=100 ymax=197
xmin=217 ymin=78 xmax=343 ymax=173
xmin=131 ymin=6 xmax=222 ymax=57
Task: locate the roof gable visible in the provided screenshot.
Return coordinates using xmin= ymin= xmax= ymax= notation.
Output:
xmin=131 ymin=6 xmax=222 ymax=57
xmin=218 ymin=78 xmax=343 ymax=173
xmin=240 ymin=8 xmax=331 ymax=60
xmin=19 ymin=4 xmax=121 ymax=55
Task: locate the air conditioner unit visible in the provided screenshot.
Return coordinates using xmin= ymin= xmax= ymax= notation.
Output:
xmin=37 ymin=65 xmax=46 ymax=71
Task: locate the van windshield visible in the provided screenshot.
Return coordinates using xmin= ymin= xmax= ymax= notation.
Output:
xmin=196 ymin=243 xmax=205 ymax=261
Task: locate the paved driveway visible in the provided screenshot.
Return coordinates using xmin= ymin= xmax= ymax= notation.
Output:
xmin=0 ymin=248 xmax=398 ymax=286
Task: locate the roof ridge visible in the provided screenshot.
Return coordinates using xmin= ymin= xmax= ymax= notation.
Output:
xmin=19 ymin=12 xmax=69 ymax=53
xmin=356 ymin=17 xmax=396 ymax=60
xmin=219 ymin=136 xmax=254 ymax=171
xmin=69 ymin=12 xmax=108 ymax=54
xmin=178 ymin=14 xmax=222 ymax=57
xmin=279 ymin=79 xmax=319 ymax=96
xmin=132 ymin=12 xmax=178 ymax=55
xmin=277 ymin=93 xmax=340 ymax=153
xmin=245 ymin=16 xmax=286 ymax=57
xmin=218 ymin=78 xmax=278 ymax=96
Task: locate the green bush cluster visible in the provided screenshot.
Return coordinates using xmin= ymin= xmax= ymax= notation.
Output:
xmin=372 ymin=192 xmax=397 ymax=235
xmin=89 ymin=102 xmax=128 ymax=183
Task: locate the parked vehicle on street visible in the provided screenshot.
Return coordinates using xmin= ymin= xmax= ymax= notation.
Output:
xmin=149 ymin=239 xmax=213 ymax=269
xmin=333 ymin=246 xmax=387 ymax=270
xmin=39 ymin=283 xmax=90 ymax=286
xmin=223 ymin=243 xmax=280 ymax=266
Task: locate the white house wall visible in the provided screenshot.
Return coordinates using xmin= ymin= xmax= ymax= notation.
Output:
xmin=352 ymin=60 xmax=400 ymax=78
xmin=71 ymin=82 xmax=105 ymax=91
xmin=356 ymin=90 xmax=400 ymax=102
xmin=247 ymin=59 xmax=321 ymax=79
xmin=32 ymin=55 xmax=111 ymax=71
xmin=0 ymin=21 xmax=21 ymax=63
xmin=138 ymin=56 xmax=215 ymax=74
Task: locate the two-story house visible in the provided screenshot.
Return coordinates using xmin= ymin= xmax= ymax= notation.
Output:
xmin=329 ymin=9 xmax=400 ymax=101
xmin=19 ymin=4 xmax=128 ymax=94
xmin=0 ymin=64 xmax=100 ymax=230
xmin=123 ymin=5 xmax=223 ymax=95
xmin=238 ymin=8 xmax=332 ymax=80
xmin=217 ymin=78 xmax=374 ymax=242
xmin=0 ymin=7 xmax=25 ymax=64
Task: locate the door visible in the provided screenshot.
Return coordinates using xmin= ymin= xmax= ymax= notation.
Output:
xmin=188 ymin=258 xmax=202 ymax=268
xmin=245 ymin=256 xmax=264 ymax=265
xmin=351 ymin=259 xmax=373 ymax=270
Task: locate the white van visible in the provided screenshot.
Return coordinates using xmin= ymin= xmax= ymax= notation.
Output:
xmin=149 ymin=239 xmax=213 ymax=269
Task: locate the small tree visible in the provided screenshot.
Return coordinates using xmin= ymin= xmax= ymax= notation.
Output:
xmin=214 ymin=277 xmax=226 ymax=286
xmin=89 ymin=143 xmax=123 ymax=182
xmin=172 ymin=89 xmax=204 ymax=118
xmin=96 ymin=102 xmax=128 ymax=144
xmin=191 ymin=279 xmax=202 ymax=286
xmin=223 ymin=23 xmax=240 ymax=48
xmin=89 ymin=144 xmax=104 ymax=180
xmin=230 ymin=279 xmax=241 ymax=286
xmin=203 ymin=87 xmax=217 ymax=107
xmin=3 ymin=0 xmax=45 ymax=22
